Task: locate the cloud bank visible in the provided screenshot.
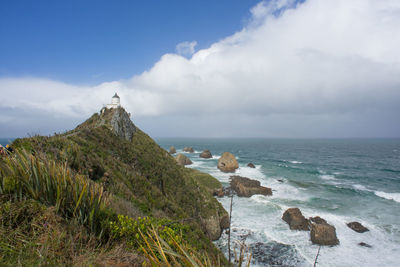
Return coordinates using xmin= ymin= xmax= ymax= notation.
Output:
xmin=1 ymin=0 xmax=400 ymax=137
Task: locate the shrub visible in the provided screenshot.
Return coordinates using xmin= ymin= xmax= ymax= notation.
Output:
xmin=109 ymin=215 xmax=185 ymax=248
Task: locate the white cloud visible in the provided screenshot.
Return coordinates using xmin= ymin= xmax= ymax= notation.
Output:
xmin=175 ymin=41 xmax=198 ymax=57
xmin=1 ymin=0 xmax=400 ymax=137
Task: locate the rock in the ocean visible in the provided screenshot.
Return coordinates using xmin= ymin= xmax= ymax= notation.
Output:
xmin=169 ymin=146 xmax=176 ymax=154
xmin=247 ymin=163 xmax=256 ymax=168
xmin=309 ymin=216 xmax=327 ymax=225
xmin=230 ymin=176 xmax=272 ymax=197
xmin=175 ymin=153 xmax=192 ymax=166
xmin=218 ymin=152 xmax=239 ymax=172
xmin=183 ymin=147 xmax=194 ymax=153
xmin=200 ymin=149 xmax=212 ymax=158
xmin=282 ymin=208 xmax=309 ymax=231
xmin=347 ymin=222 xmax=369 ymax=233
xmin=310 ymin=223 xmax=339 ymax=246
xmin=358 ymin=242 xmax=372 ymax=248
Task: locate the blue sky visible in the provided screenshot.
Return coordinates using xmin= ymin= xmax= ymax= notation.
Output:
xmin=0 ymin=0 xmax=260 ymax=84
xmin=0 ymin=0 xmax=399 ymax=138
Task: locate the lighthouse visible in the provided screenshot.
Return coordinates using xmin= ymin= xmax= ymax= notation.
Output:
xmin=106 ymin=93 xmax=121 ymax=109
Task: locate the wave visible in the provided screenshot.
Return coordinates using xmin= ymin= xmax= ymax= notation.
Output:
xmin=352 ymin=184 xmax=370 ymax=192
xmin=320 ymin=174 xmax=336 ymax=180
xmin=289 ymin=160 xmax=302 ymax=164
xmin=374 ymin=191 xmax=400 ymax=203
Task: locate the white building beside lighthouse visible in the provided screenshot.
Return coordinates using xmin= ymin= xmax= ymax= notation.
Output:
xmin=106 ymin=93 xmax=121 ymax=109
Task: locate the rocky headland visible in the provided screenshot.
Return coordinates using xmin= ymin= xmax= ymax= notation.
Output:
xmin=1 ymin=107 xmax=229 ymax=265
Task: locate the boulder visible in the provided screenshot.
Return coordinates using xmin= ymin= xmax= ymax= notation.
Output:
xmin=220 ymin=214 xmax=230 ymax=229
xmin=310 ymin=223 xmax=339 ymax=246
xmin=247 ymin=163 xmax=256 ymax=168
xmin=169 ymin=146 xmax=176 ymax=154
xmin=347 ymin=222 xmax=369 ymax=233
xmin=309 ymin=216 xmax=327 ymax=225
xmin=282 ymin=208 xmax=309 ymax=231
xmin=230 ymin=176 xmax=272 ymax=197
xmin=200 ymin=149 xmax=212 ymax=159
xmin=218 ymin=152 xmax=239 ymax=172
xmin=200 ymin=213 xmax=230 ymax=241
xmin=213 ymin=188 xmax=225 ymax=198
xmin=175 ymin=153 xmax=192 ymax=166
xmin=183 ymin=147 xmax=194 ymax=153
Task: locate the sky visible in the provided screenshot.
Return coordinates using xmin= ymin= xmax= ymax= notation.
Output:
xmin=1 ymin=0 xmax=400 ymax=138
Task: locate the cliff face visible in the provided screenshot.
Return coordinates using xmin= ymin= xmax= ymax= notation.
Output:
xmin=110 ymin=108 xmax=136 ymax=141
xmin=10 ymin=107 xmax=228 ymax=262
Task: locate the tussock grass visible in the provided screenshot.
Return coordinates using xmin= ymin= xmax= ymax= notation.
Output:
xmin=0 ymin=150 xmax=107 ymax=235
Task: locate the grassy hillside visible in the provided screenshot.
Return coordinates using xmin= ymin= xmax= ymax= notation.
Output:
xmin=0 ymin=107 xmax=228 ymax=266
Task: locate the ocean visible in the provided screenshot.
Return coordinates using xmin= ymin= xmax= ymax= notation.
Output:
xmin=156 ymin=138 xmax=400 ymax=267
xmin=0 ymin=138 xmax=14 ymax=147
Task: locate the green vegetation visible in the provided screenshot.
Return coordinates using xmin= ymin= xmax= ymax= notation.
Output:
xmin=0 ymin=107 xmax=228 ymax=266
xmin=110 ymin=215 xmax=186 ymax=248
xmin=185 ymin=168 xmax=222 ymax=193
xmin=0 ymin=150 xmax=106 ymax=234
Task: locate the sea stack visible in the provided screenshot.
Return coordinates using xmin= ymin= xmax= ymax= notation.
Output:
xmin=175 ymin=153 xmax=192 ymax=166
xmin=183 ymin=147 xmax=194 ymax=153
xmin=218 ymin=152 xmax=239 ymax=172
xmin=200 ymin=149 xmax=212 ymax=158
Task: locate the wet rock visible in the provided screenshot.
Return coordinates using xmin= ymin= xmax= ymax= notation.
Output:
xmin=169 ymin=146 xmax=176 ymax=154
xmin=175 ymin=153 xmax=192 ymax=166
xmin=183 ymin=147 xmax=194 ymax=153
xmin=347 ymin=222 xmax=369 ymax=233
xmin=309 ymin=216 xmax=327 ymax=225
xmin=358 ymin=242 xmax=372 ymax=248
xmin=247 ymin=163 xmax=256 ymax=168
xmin=250 ymin=241 xmax=307 ymax=266
xmin=230 ymin=176 xmax=272 ymax=197
xmin=282 ymin=208 xmax=309 ymax=231
xmin=310 ymin=223 xmax=339 ymax=246
xmin=200 ymin=149 xmax=212 ymax=158
xmin=277 ymin=179 xmax=284 ymax=183
xmin=218 ymin=152 xmax=239 ymax=172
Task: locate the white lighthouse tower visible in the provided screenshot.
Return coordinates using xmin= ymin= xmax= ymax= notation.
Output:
xmin=106 ymin=93 xmax=121 ymax=109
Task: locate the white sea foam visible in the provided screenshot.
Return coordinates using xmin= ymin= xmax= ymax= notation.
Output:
xmin=290 ymin=160 xmax=302 ymax=164
xmin=320 ymin=174 xmax=336 ymax=180
xmin=189 ymin=152 xmax=400 ymax=267
xmin=374 ymin=191 xmax=400 ymax=203
xmin=352 ymin=184 xmax=371 ymax=192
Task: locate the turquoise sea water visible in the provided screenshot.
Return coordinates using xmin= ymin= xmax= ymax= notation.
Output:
xmin=0 ymin=138 xmax=14 ymax=147
xmin=156 ymin=138 xmax=400 ymax=267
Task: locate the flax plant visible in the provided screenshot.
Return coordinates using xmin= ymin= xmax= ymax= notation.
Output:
xmin=0 ymin=150 xmax=106 ymax=234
